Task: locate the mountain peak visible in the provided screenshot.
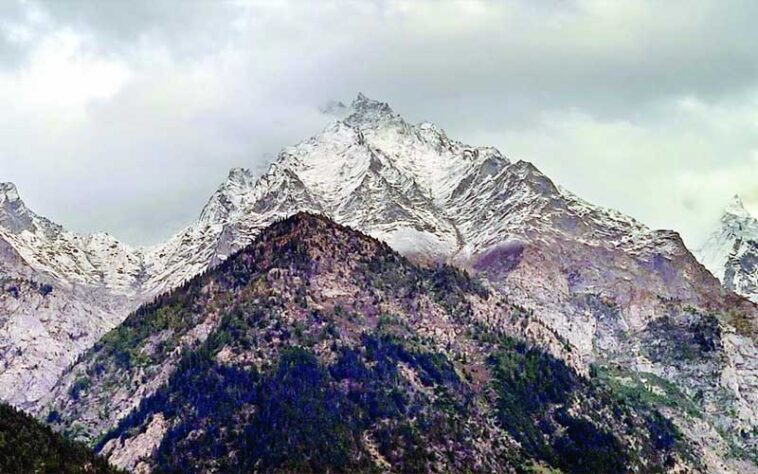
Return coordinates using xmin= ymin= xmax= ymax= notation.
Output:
xmin=198 ymin=168 xmax=257 ymax=223
xmin=344 ymin=93 xmax=396 ymax=127
xmin=698 ymin=193 xmax=758 ymax=300
xmin=724 ymin=194 xmax=752 ymax=219
xmin=0 ymin=182 xmax=34 ymax=233
xmin=0 ymin=182 xmax=20 ymax=203
xmin=263 ymin=212 xmax=365 ymax=245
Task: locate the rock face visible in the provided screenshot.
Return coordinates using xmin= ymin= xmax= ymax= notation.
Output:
xmin=46 ymin=214 xmax=698 ymax=473
xmin=0 ymin=278 xmax=129 ymax=408
xmin=698 ymin=195 xmax=758 ymax=303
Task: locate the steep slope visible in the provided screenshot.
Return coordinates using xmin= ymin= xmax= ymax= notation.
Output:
xmin=0 ymin=277 xmax=129 ymax=407
xmin=0 ymin=401 xmax=120 ymax=474
xmin=698 ymin=195 xmax=758 ymax=303
xmin=46 ymin=214 xmax=695 ymax=473
xmin=0 ymin=185 xmax=141 ymax=409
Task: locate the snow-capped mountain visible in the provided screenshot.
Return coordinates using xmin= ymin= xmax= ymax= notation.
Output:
xmin=3 ymin=94 xmax=758 ymax=470
xmin=0 ymin=182 xmax=144 ymax=294
xmin=698 ymin=195 xmax=758 ymax=303
xmin=131 ymin=93 xmax=511 ymax=294
xmin=0 ymin=93 xmax=745 ymax=407
xmin=148 ymin=93 xmax=730 ymax=354
xmin=3 ymin=93 xmax=717 ymax=316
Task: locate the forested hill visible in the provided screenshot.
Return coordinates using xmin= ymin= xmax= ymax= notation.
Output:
xmin=48 ymin=213 xmax=696 ymax=473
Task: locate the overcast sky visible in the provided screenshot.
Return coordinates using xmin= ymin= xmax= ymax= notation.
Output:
xmin=0 ymin=0 xmax=756 ymax=247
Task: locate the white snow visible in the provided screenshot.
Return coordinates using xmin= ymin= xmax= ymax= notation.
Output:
xmin=697 ymin=195 xmax=758 ymax=302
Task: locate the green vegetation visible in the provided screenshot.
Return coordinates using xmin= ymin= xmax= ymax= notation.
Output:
xmin=489 ymin=337 xmax=627 ymax=473
xmin=97 ymin=333 xmax=479 ymax=473
xmin=726 ymin=308 xmax=758 ymax=340
xmin=595 ymin=366 xmax=702 ymax=419
xmin=642 ymin=313 xmax=722 ymax=363
xmin=488 ymin=336 xmax=694 ymax=473
xmin=95 ymin=300 xmax=198 ymax=370
xmin=0 ymin=402 xmax=120 ymax=474
xmin=69 ymin=376 xmax=91 ymax=400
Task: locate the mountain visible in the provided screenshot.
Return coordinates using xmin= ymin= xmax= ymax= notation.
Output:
xmin=136 ymin=94 xmax=741 ymax=354
xmin=144 ymin=94 xmax=735 ymax=317
xmin=0 ymin=401 xmax=120 ymax=473
xmin=114 ymin=96 xmax=758 ymax=471
xmin=0 ymin=94 xmax=553 ymax=408
xmin=0 ymin=183 xmax=142 ymax=409
xmin=45 ymin=213 xmax=696 ymax=473
xmin=3 ymin=93 xmax=758 ymax=470
xmin=698 ymin=195 xmax=758 ymax=303
xmin=139 ymin=93 xmax=509 ymax=283
xmin=0 ymin=182 xmax=146 ymax=293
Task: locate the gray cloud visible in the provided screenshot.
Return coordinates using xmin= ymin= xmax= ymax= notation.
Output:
xmin=0 ymin=0 xmax=756 ymax=246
